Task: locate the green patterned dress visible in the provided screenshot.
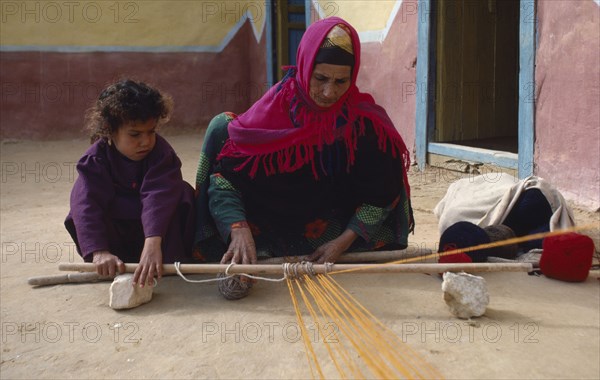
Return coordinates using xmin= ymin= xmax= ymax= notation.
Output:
xmin=193 ymin=112 xmax=413 ymax=262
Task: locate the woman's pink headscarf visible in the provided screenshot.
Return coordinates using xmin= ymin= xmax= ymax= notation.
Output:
xmin=218 ymin=17 xmax=410 ymax=197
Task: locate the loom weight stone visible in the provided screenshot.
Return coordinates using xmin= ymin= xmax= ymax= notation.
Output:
xmin=442 ymin=272 xmax=489 ymax=319
xmin=109 ymin=274 xmax=154 ymax=309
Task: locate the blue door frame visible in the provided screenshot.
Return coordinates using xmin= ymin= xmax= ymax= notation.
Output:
xmin=265 ymin=1 xmax=314 ymax=88
xmin=415 ymin=0 xmax=536 ymax=178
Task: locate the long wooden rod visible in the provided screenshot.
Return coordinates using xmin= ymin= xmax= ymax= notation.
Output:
xmin=28 ymin=272 xmax=112 ymax=287
xmin=258 ymin=247 xmax=432 ymax=264
xmin=53 ymin=225 xmax=597 ymax=280
xmin=331 ymin=223 xmax=598 ymax=275
xmin=58 ymin=262 xmax=533 ymax=275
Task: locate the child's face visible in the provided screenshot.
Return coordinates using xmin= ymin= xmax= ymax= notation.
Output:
xmin=112 ymin=119 xmax=157 ymax=161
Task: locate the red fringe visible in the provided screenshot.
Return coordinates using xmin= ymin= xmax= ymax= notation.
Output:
xmin=217 ymin=82 xmax=412 ymax=198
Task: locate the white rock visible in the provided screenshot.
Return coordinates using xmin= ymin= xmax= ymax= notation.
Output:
xmin=109 ymin=274 xmax=153 ymax=310
xmin=442 ymin=272 xmax=489 ymax=319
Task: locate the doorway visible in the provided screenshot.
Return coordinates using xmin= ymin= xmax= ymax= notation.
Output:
xmin=435 ymin=0 xmax=520 ymax=153
xmin=416 ymin=0 xmax=535 ymax=177
xmin=269 ymin=0 xmax=307 ymax=82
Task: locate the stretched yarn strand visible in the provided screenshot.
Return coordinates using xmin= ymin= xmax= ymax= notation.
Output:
xmin=287 ymin=277 xmax=324 ymax=379
xmin=316 ymin=275 xmax=418 ymax=378
xmin=301 ymin=273 xmax=425 ymax=379
xmin=322 ymin=275 xmax=444 ymax=379
xmin=299 ymin=276 xmax=366 ymax=379
xmin=302 ymin=274 xmax=378 ymax=379
xmin=305 ymin=275 xmax=401 ymax=378
xmin=330 ymin=223 xmax=597 ymax=275
xmin=313 ymin=274 xmax=422 ymax=379
xmin=293 ymin=276 xmax=347 ymax=378
xmin=292 ymin=276 xmax=357 ymax=379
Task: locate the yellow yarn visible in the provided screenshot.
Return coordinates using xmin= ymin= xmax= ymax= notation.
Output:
xmin=285 ymin=224 xmax=597 ymax=378
xmin=331 ymin=223 xmax=597 ymax=275
xmin=287 ymin=272 xmax=444 ymax=379
xmin=287 ymin=277 xmax=323 ymax=379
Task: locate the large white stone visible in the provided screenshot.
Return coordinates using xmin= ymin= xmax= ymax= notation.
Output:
xmin=109 ymin=274 xmax=153 ymax=310
xmin=442 ymin=272 xmax=489 ymax=319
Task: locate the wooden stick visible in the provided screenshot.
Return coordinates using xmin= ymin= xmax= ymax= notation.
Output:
xmin=37 ymin=247 xmax=431 ymax=287
xmin=332 ymin=223 xmax=598 ymax=275
xmin=28 ymin=272 xmax=113 ymax=287
xmin=58 ymin=262 xmax=533 ymax=275
xmin=258 ymin=247 xmax=432 ymax=264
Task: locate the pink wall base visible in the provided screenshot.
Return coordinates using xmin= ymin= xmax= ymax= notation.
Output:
xmin=0 ymin=21 xmax=266 ymax=140
xmin=535 ymin=0 xmax=600 ymax=210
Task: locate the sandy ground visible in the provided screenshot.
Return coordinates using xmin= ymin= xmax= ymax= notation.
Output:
xmin=1 ymin=132 xmax=599 ymax=379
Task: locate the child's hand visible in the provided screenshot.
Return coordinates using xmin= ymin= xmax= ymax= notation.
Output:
xmin=133 ymin=236 xmax=163 ymax=288
xmin=92 ymin=251 xmax=125 ymax=277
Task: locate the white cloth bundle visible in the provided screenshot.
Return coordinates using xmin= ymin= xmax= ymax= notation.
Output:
xmin=433 ymin=173 xmax=576 ymax=235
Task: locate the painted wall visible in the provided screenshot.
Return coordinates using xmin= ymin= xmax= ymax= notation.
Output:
xmin=312 ymin=0 xmax=420 ymax=160
xmin=0 ymin=1 xmax=267 ymax=139
xmin=313 ymin=0 xmax=599 ymax=209
xmin=535 ymin=0 xmax=600 ymax=210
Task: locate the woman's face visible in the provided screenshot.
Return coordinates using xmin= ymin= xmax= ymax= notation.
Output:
xmin=112 ymin=119 xmax=157 ymax=161
xmin=309 ymin=63 xmax=352 ymax=108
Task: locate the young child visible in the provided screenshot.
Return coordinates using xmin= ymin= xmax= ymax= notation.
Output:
xmin=65 ymin=79 xmax=195 ymax=287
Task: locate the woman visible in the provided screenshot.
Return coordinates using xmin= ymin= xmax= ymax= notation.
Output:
xmin=194 ymin=17 xmax=413 ymax=266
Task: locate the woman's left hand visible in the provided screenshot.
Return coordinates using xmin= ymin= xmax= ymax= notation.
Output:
xmin=308 ymin=229 xmax=358 ymax=264
xmin=133 ymin=236 xmax=163 ymax=287
xmin=221 ymin=227 xmax=257 ymax=284
xmin=222 ymin=227 xmax=257 ymax=265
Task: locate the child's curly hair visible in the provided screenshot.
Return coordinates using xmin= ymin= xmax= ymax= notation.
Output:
xmin=85 ymin=79 xmax=174 ymax=143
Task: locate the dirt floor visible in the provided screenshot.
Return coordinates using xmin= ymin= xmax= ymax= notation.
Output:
xmin=1 ymin=132 xmax=599 ymax=379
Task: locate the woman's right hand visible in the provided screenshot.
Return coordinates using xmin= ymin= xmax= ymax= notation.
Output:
xmin=92 ymin=251 xmax=125 ymax=277
xmin=221 ymin=227 xmax=257 ymax=265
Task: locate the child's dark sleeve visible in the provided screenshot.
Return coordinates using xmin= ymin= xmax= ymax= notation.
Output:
xmin=70 ymin=154 xmax=115 ymax=258
xmin=139 ymin=144 xmax=184 ymax=239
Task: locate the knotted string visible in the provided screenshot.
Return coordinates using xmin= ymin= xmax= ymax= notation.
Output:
xmin=174 ymin=261 xmax=291 ymax=283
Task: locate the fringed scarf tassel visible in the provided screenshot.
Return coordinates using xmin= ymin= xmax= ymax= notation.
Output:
xmin=219 ymin=112 xmax=411 ymax=196
xmin=218 ymin=78 xmax=411 ymax=198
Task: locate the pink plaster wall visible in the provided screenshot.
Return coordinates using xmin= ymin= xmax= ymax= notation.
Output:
xmin=535 ymin=0 xmax=600 ymax=210
xmin=357 ymin=1 xmax=420 ymax=162
xmin=0 ymin=21 xmax=266 ymax=139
